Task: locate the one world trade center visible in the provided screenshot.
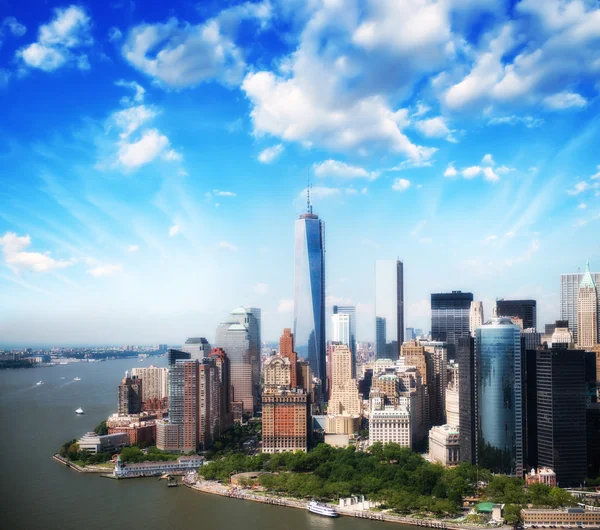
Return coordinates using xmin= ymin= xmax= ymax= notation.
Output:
xmin=293 ymin=192 xmax=326 ymax=384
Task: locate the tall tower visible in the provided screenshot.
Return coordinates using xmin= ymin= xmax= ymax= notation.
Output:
xmin=577 ymin=262 xmax=598 ymax=349
xmin=294 ymin=191 xmax=326 ymax=382
xmin=431 ymin=291 xmax=473 ymax=360
xmin=279 ymin=328 xmax=298 ymax=387
xmin=561 ymin=265 xmax=600 ymax=342
xmin=333 ymin=305 xmax=356 ymax=363
xmin=469 ymin=301 xmax=484 ymax=337
xmin=375 ymin=260 xmax=404 ymax=359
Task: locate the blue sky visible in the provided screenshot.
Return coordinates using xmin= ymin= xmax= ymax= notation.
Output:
xmin=1 ymin=0 xmax=599 ymax=346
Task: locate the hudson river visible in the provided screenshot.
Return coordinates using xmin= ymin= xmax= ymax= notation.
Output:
xmin=0 ymin=357 xmax=403 ymax=530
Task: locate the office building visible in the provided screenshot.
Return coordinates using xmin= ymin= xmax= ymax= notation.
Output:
xmin=369 ymin=404 xmax=411 ymax=447
xmin=279 ymin=328 xmax=298 ymax=387
xmin=421 ymin=341 xmax=448 ymax=426
xmin=333 ymin=305 xmax=356 ymax=362
xmin=181 ymin=337 xmax=211 ymax=360
xmin=293 ymin=196 xmax=326 ymax=383
xmin=428 ymin=424 xmax=460 ymax=466
xmin=521 ymin=508 xmax=600 ymax=529
xmin=431 ymin=291 xmax=473 ymax=360
xmin=208 ymin=347 xmax=233 ymax=433
xmin=551 ymin=320 xmax=573 ymax=348
xmin=332 ymin=313 xmax=351 ymax=347
xmin=263 ymin=355 xmax=292 ymax=389
xmin=496 ymin=299 xmax=537 ymax=330
xmin=247 ymin=307 xmax=262 ymax=352
xmin=406 ymin=327 xmax=415 ymax=341
xmin=578 ymin=262 xmax=598 ymax=349
xmin=521 ymin=329 xmax=542 ymax=352
xmin=476 ymin=317 xmax=523 ymax=475
xmin=214 ymin=307 xmax=260 ymax=414
xmin=457 ymin=336 xmax=475 ymax=464
xmin=78 ymin=432 xmax=129 ymax=454
xmin=532 ymin=348 xmax=587 ymax=487
xmin=446 ymin=364 xmax=459 ymax=429
xmin=118 ymin=372 xmax=142 ymax=415
xmin=375 ymin=259 xmax=404 ymax=359
xmin=328 ymin=344 xmax=361 ymax=416
xmin=131 ymin=365 xmax=168 ymax=404
xmin=469 ymin=301 xmax=484 ymax=337
xmin=561 ymin=265 xmax=600 ymax=343
xmin=168 ymin=348 xmax=191 ymax=366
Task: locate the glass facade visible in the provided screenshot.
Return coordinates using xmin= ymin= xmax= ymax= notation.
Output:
xmin=431 ymin=291 xmax=473 ymax=360
xmin=496 ymin=299 xmax=537 ymax=330
xmin=333 ymin=305 xmax=356 ymax=362
xmin=294 ymin=213 xmax=325 ymax=382
xmin=476 ymin=317 xmax=523 ymax=476
xmin=375 ymin=260 xmax=404 ymax=359
xmin=560 ymin=271 xmax=600 ymax=343
xmin=214 ymin=307 xmax=259 ymax=414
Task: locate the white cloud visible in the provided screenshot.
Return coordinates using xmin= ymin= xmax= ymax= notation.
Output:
xmin=277 ymin=298 xmax=294 ymax=313
xmin=2 ymin=16 xmax=27 ymax=38
xmin=543 ymin=91 xmax=587 ymax=110
xmin=415 ymin=116 xmax=453 ymax=141
xmin=115 ymin=79 xmax=145 ymax=104
xmin=112 ymin=105 xmax=157 ymax=138
xmin=496 ymin=165 xmax=514 ymax=174
xmin=88 ymin=264 xmax=122 ymax=277
xmin=567 ymin=181 xmax=590 ymax=196
xmin=462 ymin=166 xmax=482 ymax=179
xmin=483 ymin=234 xmax=498 ymax=243
xmin=392 ymin=178 xmax=411 ymax=191
xmin=17 ymin=6 xmax=92 ymax=72
xmin=127 ymin=244 xmax=139 ymax=253
xmin=483 ymin=166 xmax=499 ymax=182
xmin=121 ymin=2 xmax=271 ymax=88
xmin=591 ymin=166 xmax=600 ymax=180
xmin=443 ymin=163 xmax=458 ymax=177
xmin=219 ymin=241 xmax=237 ymax=252
xmin=487 ymin=115 xmax=544 ymax=128
xmin=214 ymin=190 xmax=236 ymax=197
xmin=573 ymin=218 xmax=588 ymax=228
xmin=412 ymin=101 xmax=431 ymax=118
xmin=257 ymin=144 xmax=284 ymax=164
xmin=0 ymin=232 xmax=75 ymax=273
xmin=253 ymin=282 xmax=269 ymax=295
xmin=504 ymin=231 xmax=516 ymax=238
xmin=313 ymin=159 xmax=377 ymax=180
xmin=577 ymin=203 xmax=587 ymax=210
xmin=162 ymin=149 xmax=182 ymax=162
xmin=118 ymin=129 xmax=170 ymax=168
xmin=481 ymin=153 xmax=494 ymax=166
xmin=169 ymin=224 xmax=180 ymax=237
xmin=298 ymin=186 xmax=340 ymax=200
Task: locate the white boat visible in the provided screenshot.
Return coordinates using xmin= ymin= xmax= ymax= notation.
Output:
xmin=307 ymin=501 xmax=339 ymax=518
xmin=73 ymin=377 xmax=81 ymax=381
xmin=36 ymin=381 xmax=44 ymax=385
xmin=75 ymin=408 xmax=84 ymax=415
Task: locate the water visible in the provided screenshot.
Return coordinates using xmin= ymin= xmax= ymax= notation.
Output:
xmin=0 ymin=359 xmax=402 ymax=530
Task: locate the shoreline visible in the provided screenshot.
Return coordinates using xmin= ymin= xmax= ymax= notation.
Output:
xmin=185 ymin=478 xmax=510 ymax=530
xmin=52 ymin=454 xmax=114 ymax=474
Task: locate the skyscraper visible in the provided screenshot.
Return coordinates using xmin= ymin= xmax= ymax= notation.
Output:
xmin=329 ymin=344 xmax=362 ymax=416
xmin=561 ymin=266 xmax=600 ymax=343
xmin=375 ymin=259 xmax=404 ymax=359
xmin=333 ymin=305 xmax=356 ymax=361
xmin=496 ymin=299 xmax=537 ymax=330
xmin=181 ymin=337 xmax=211 ymax=360
xmin=131 ymin=365 xmax=168 ymax=404
xmin=208 ymin=347 xmax=233 ymax=434
xmin=431 ymin=291 xmax=473 ymax=359
xmin=476 ymin=317 xmax=523 ymax=476
xmin=331 ymin=313 xmax=351 ymax=347
xmin=457 ymin=336 xmax=476 ymax=464
xmin=469 ymin=301 xmax=484 ymax=337
xmin=294 ymin=197 xmax=326 ymax=382
xmin=118 ymin=372 xmax=142 ymax=415
xmin=214 ymin=307 xmax=260 ymax=414
xmin=577 ymin=262 xmax=598 ymax=349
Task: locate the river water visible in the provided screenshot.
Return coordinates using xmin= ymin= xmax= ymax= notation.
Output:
xmin=0 ymin=358 xmax=406 ymax=530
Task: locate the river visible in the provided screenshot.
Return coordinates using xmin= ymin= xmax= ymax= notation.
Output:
xmin=0 ymin=358 xmax=406 ymax=530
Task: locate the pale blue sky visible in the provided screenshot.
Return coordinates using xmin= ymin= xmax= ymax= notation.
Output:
xmin=1 ymin=0 xmax=599 ymax=346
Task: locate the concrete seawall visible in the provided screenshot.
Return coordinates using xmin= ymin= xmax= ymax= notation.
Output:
xmin=52 ymin=454 xmax=113 ymax=474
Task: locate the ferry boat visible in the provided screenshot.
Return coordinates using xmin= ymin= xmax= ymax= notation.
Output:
xmin=307 ymin=501 xmax=339 ymax=518
xmin=75 ymin=408 xmax=84 ymax=415
xmin=73 ymin=377 xmax=81 ymax=381
xmin=36 ymin=381 xmax=44 ymax=385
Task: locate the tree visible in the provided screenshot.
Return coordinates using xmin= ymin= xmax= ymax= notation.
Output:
xmin=504 ymin=504 xmax=522 ymax=526
xmin=94 ymin=421 xmax=108 ymax=436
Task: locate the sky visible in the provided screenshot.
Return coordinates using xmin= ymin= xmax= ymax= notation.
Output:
xmin=1 ymin=0 xmax=600 ymax=347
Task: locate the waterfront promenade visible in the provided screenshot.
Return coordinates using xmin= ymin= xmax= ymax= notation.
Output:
xmin=185 ymin=477 xmax=510 ymax=530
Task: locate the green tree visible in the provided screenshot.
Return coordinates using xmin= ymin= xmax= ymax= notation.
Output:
xmin=504 ymin=504 xmax=522 ymax=526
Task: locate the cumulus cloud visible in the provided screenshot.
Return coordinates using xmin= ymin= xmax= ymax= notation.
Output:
xmin=118 ymin=129 xmax=170 ymax=168
xmin=543 ymin=92 xmax=587 ymax=110
xmin=88 ymin=264 xmax=122 ymax=277
xmin=392 ymin=178 xmax=411 ymax=191
xmin=1 ymin=16 xmax=27 ymax=39
xmin=219 ymin=241 xmax=237 ymax=252
xmin=17 ymin=5 xmax=92 ymax=72
xmin=115 ymin=79 xmax=145 ymax=105
xmin=0 ymin=232 xmax=74 ymax=273
xmin=257 ymin=144 xmax=284 ymax=164
xmin=313 ymin=159 xmax=378 ymax=180
xmin=448 ymin=154 xmax=509 ymax=182
xmin=481 ymin=153 xmax=494 ymax=166
xmin=487 ymin=115 xmax=544 ymax=128
xmin=443 ymin=163 xmax=458 ymax=177
xmin=169 ymin=224 xmax=180 ymax=237
xmin=112 ymin=105 xmax=157 ymax=138
xmin=414 ymin=116 xmax=455 ymax=142
xmin=214 ymin=190 xmax=236 ymax=197
xmin=577 ymin=203 xmax=587 ymax=210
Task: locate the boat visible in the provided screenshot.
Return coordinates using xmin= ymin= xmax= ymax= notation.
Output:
xmin=75 ymin=408 xmax=84 ymax=415
xmin=36 ymin=381 xmax=44 ymax=385
xmin=307 ymin=501 xmax=339 ymax=517
xmin=73 ymin=377 xmax=81 ymax=381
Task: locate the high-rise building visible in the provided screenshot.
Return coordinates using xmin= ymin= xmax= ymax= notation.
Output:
xmin=208 ymin=347 xmax=232 ymax=434
xmin=263 ymin=355 xmax=292 ymax=389
xmin=561 ymin=265 xmax=600 ymax=343
xmin=446 ymin=364 xmax=459 ymax=429
xmin=331 ymin=314 xmax=351 ymax=348
xmin=168 ymin=348 xmax=190 ymax=366
xmin=469 ymin=301 xmax=484 ymax=337
xmin=405 ymin=327 xmax=416 ymax=341
xmin=118 ymin=372 xmax=142 ymax=415
xmin=400 ymin=340 xmax=433 ymax=429
xmin=328 ymin=344 xmax=361 ymax=416
xmin=551 ymin=321 xmax=574 ymax=348
xmin=476 ymin=317 xmax=523 ymax=475
xmin=375 ymin=259 xmax=404 ymax=359
xmin=369 ymin=404 xmax=411 ymax=447
xmin=421 ymin=341 xmax=448 ymax=426
xmin=496 ymin=299 xmax=537 ymax=330
xmin=214 ymin=307 xmax=260 ymax=414
xmin=457 ymin=336 xmax=476 ymax=464
xmin=333 ymin=305 xmax=356 ymax=363
xmin=131 ymin=365 xmax=168 ymax=404
xmin=578 ymin=262 xmax=598 ymax=349
xmin=279 ymin=328 xmax=298 ymax=388
xmin=294 ymin=198 xmax=326 ymax=383
xmin=429 ymin=424 xmax=460 ymax=466
xmin=431 ymin=291 xmax=473 ymax=360
xmin=181 ymin=337 xmax=211 ymax=360
xmin=528 ymin=348 xmax=587 ymax=486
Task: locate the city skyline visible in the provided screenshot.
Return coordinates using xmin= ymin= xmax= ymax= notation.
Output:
xmin=2 ymin=1 xmax=600 ymax=346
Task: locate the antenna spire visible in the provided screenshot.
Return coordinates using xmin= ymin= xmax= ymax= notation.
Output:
xmin=307 ymin=175 xmax=312 ymax=214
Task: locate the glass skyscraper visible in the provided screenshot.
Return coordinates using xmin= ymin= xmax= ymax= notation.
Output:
xmin=375 ymin=260 xmax=404 ymax=359
xmin=431 ymin=291 xmax=473 ymax=360
xmin=560 ymin=268 xmax=600 ymax=343
xmin=293 ymin=205 xmax=326 ymax=382
xmin=333 ymin=305 xmax=356 ymax=364
xmin=476 ymin=317 xmax=523 ymax=476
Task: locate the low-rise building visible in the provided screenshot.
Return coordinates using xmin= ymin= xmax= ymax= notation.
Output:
xmin=113 ymin=455 xmax=203 ymax=478
xmin=369 ymin=405 xmax=411 ymax=447
xmin=108 ymin=421 xmax=156 ymax=446
xmin=428 ymin=424 xmax=460 ymax=466
xmin=78 ymin=432 xmax=129 ymax=454
xmin=521 ymin=507 xmax=600 ymax=528
xmin=525 ymin=467 xmax=557 ymax=487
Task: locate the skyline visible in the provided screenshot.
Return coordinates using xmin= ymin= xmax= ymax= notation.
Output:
xmin=1 ymin=1 xmax=600 ymax=346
